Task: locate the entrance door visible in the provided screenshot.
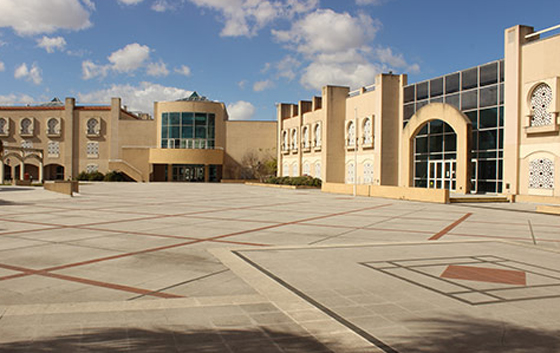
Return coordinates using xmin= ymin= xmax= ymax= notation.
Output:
xmin=428 ymin=160 xmax=456 ymax=191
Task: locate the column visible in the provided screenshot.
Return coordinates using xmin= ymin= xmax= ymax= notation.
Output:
xmin=39 ymin=162 xmax=44 ymax=183
xmin=20 ymin=162 xmax=25 ymax=180
xmin=204 ymin=165 xmax=209 ymax=182
xmin=0 ymin=161 xmax=4 ymax=184
xmin=167 ymin=164 xmax=173 ymax=182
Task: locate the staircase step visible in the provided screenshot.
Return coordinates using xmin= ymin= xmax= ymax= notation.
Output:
xmin=450 ymin=196 xmax=509 ymax=203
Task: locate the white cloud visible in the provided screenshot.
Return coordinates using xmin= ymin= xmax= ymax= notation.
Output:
xmin=82 ymin=0 xmax=96 ymax=10
xmin=14 ymin=63 xmax=42 ymax=85
xmin=37 ymin=36 xmax=67 ymax=53
xmin=0 ymin=0 xmax=92 ymax=36
xmin=146 ymin=60 xmax=169 ymax=77
xmin=0 ymin=93 xmax=36 ymax=105
xmin=108 ymin=43 xmax=151 ymax=73
xmin=82 ymin=60 xmax=109 ymax=79
xmin=0 ymin=61 xmax=4 ymax=72
xmin=78 ymin=82 xmax=192 ymax=114
xmin=237 ymin=80 xmax=247 ymax=89
xmin=188 ymin=0 xmax=319 ymax=37
xmin=174 ymin=65 xmax=191 ymax=76
xmin=118 ymin=0 xmax=144 ymax=4
xmin=271 ymin=8 xmax=418 ymax=91
xmin=228 ymin=100 xmax=255 ymax=120
xmin=253 ymin=79 xmax=274 ymax=92
xmin=151 ymin=0 xmax=175 ymax=11
xmin=356 ymin=0 xmax=386 ymax=4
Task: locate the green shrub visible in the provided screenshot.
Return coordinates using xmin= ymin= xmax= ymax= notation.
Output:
xmin=104 ymin=171 xmax=125 ymax=182
xmin=88 ymin=171 xmax=105 ymax=181
xmin=263 ymin=175 xmax=321 ymax=187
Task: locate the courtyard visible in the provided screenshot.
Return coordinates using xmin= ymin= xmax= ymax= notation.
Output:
xmin=0 ymin=183 xmax=559 ymax=352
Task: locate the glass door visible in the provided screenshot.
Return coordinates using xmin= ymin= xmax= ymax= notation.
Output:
xmin=428 ymin=160 xmax=456 ymax=191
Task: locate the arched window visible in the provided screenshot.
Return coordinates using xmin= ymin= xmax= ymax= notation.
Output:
xmin=47 ymin=118 xmax=59 ymax=135
xmin=283 ymin=163 xmax=289 ymax=176
xmin=530 ymin=83 xmax=553 ymax=127
xmin=292 ymin=129 xmax=298 ymax=150
xmin=303 ymin=126 xmax=310 ymax=149
xmin=282 ymin=131 xmax=288 ymax=150
xmin=314 ymin=162 xmax=321 ymax=179
xmin=303 ymin=162 xmax=310 ymax=175
xmin=347 ymin=162 xmax=355 ymax=183
xmin=347 ymin=121 xmax=355 ymax=147
xmin=20 ymin=118 xmax=32 ymax=135
xmin=363 ymin=118 xmax=373 ymax=145
xmin=363 ymin=162 xmax=373 ymax=184
xmin=292 ymin=163 xmax=298 ymax=177
xmin=87 ymin=118 xmax=99 ymax=135
xmin=314 ymin=123 xmax=321 ymax=147
xmin=529 ymin=158 xmax=554 ymax=189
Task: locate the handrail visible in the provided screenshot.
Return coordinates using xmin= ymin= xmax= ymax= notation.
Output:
xmin=525 ymin=23 xmax=560 ymax=39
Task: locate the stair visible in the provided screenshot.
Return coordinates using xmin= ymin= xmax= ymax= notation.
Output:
xmin=450 ymin=196 xmax=510 ymax=203
xmin=108 ymin=160 xmax=144 ymax=182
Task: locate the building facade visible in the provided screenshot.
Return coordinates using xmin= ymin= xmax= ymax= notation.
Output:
xmin=0 ymin=93 xmax=277 ymax=184
xmin=278 ymin=24 xmax=560 ymax=202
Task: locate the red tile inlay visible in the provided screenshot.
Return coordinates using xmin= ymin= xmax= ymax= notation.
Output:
xmin=441 ymin=265 xmax=526 ymax=285
xmin=428 ymin=213 xmax=472 ymax=241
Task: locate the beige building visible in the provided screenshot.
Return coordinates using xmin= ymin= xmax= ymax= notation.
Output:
xmin=0 ymin=92 xmax=277 ymax=183
xmin=278 ymin=23 xmax=560 ymax=202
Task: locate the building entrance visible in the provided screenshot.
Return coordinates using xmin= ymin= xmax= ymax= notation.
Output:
xmin=172 ymin=164 xmax=204 ymax=182
xmin=428 ymin=160 xmax=456 ymax=191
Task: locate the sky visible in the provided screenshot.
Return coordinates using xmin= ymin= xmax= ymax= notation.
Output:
xmin=0 ymin=0 xmax=559 ymax=121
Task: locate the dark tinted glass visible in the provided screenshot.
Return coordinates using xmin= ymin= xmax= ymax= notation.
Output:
xmin=429 ymin=134 xmax=444 ymax=153
xmin=195 ymin=126 xmax=207 ymax=138
xmin=404 ymin=103 xmax=415 ymax=121
xmin=480 ymin=85 xmax=498 ymax=107
xmin=170 ymin=126 xmax=180 ymax=138
xmin=479 ymin=130 xmax=497 ymax=150
xmin=499 ymin=84 xmax=504 ymax=105
xmin=181 ymin=112 xmax=193 ymax=125
xmin=461 ymin=90 xmax=478 ymax=110
xmin=498 ymin=129 xmax=504 ymax=149
xmin=208 ymin=114 xmax=215 ymax=125
xmin=416 ymin=82 xmax=429 ymax=100
xmin=471 ymin=131 xmax=478 ymax=150
xmin=445 ymin=73 xmax=460 ymax=94
xmin=462 ymin=68 xmax=478 ymax=90
xmin=208 ymin=125 xmax=215 ymax=139
xmin=181 ymin=126 xmax=193 ymax=138
xmin=195 ymin=113 xmax=206 ymax=125
xmin=161 ymin=139 xmax=167 ymax=148
xmin=445 ymin=94 xmax=460 ymax=109
xmin=478 ymin=181 xmax=497 ymax=193
xmin=416 ymin=100 xmax=428 ymax=111
xmin=415 ymin=162 xmax=427 ymax=178
xmin=404 ymin=86 xmax=415 ymax=103
xmin=430 ymin=78 xmax=444 ymax=97
xmin=499 ymin=60 xmax=504 ymax=82
xmin=161 ymin=126 xmax=168 ymax=139
xmin=478 ymin=161 xmax=497 ymax=180
xmin=479 ymin=108 xmax=498 ymax=128
xmin=499 ymin=107 xmax=504 ymax=126
xmin=430 ymin=120 xmax=444 ymax=134
xmin=162 ymin=113 xmax=169 ymax=125
xmin=170 ymin=113 xmax=180 ymax=125
xmin=479 ymin=62 xmax=498 ymax=86
xmin=415 ymin=137 xmax=428 ymax=153
xmin=466 ymin=111 xmax=478 ymax=129
xmin=431 ymin=97 xmax=444 ymax=103
xmin=444 ymin=134 xmax=457 ymax=151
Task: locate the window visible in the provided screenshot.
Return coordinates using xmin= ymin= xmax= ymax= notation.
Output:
xmin=292 ymin=163 xmax=298 ymax=176
xmin=47 ymin=118 xmax=60 ymax=135
xmin=529 ymin=158 xmax=554 ymax=189
xmin=86 ymin=118 xmax=100 ymax=136
xmin=0 ymin=118 xmax=8 ymax=135
xmin=161 ymin=111 xmax=215 ymax=150
xmin=314 ymin=162 xmax=321 ymax=179
xmin=347 ymin=121 xmax=356 ymax=147
xmin=283 ymin=163 xmax=289 ymax=176
xmin=346 ymin=163 xmax=355 ymax=183
xmin=86 ymin=164 xmax=98 ymax=173
xmin=282 ymin=130 xmax=288 ymax=151
xmin=292 ymin=129 xmax=298 ymax=150
xmin=363 ymin=162 xmax=373 ymax=184
xmin=363 ymin=117 xmax=373 ymax=145
xmin=86 ymin=141 xmax=99 ymax=157
xmin=47 ymin=141 xmax=60 ymax=157
xmin=303 ymin=162 xmax=310 ymax=176
xmin=314 ymin=123 xmax=322 ymax=147
xmin=530 ymin=83 xmax=553 ymax=127
xmin=20 ymin=118 xmax=32 ymax=135
xmin=21 ymin=140 xmax=33 ymax=149
xmin=303 ymin=126 xmax=310 ymax=149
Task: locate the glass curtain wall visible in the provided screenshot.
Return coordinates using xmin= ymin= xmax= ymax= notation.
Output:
xmin=161 ymin=112 xmax=215 ymax=149
xmin=404 ymin=59 xmax=504 ymax=193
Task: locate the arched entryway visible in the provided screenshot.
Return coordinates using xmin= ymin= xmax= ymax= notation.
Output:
xmin=401 ymin=103 xmax=472 ymax=194
xmin=44 ymin=164 xmax=65 ymax=181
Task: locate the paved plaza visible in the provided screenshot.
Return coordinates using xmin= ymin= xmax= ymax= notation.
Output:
xmin=0 ymin=183 xmax=559 ymax=352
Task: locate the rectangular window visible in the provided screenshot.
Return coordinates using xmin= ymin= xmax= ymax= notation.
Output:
xmin=161 ymin=126 xmax=168 ymax=139
xmin=404 ymin=85 xmax=415 ymax=104
xmin=170 ymin=113 xmax=180 ymax=125
xmin=479 ymin=130 xmax=497 ymax=150
xmin=445 ymin=73 xmax=460 ymax=94
xmin=86 ymin=142 xmax=99 ymax=157
xmin=466 ymin=111 xmax=478 ymax=129
xmin=430 ymin=78 xmax=444 ymax=98
xmin=162 ymin=113 xmax=169 ymax=126
xmin=404 ymin=103 xmax=415 ymax=121
xmin=195 ymin=113 xmax=207 ymax=126
xmin=181 ymin=126 xmax=193 ymax=139
xmin=208 ymin=114 xmax=215 ymax=125
xmin=461 ymin=90 xmax=477 ymax=110
xmin=170 ymin=126 xmax=180 ymax=139
xmin=416 ymin=82 xmax=429 ymax=100
xmin=445 ymin=94 xmax=460 ymax=109
xmin=479 ymin=85 xmax=498 ymax=108
xmin=462 ymin=68 xmax=478 ymax=90
xmin=181 ymin=112 xmax=194 ymax=125
xmin=479 ymin=108 xmax=498 ymax=128
xmin=195 ymin=126 xmax=207 ymax=138
xmin=479 ymin=62 xmax=498 ymax=87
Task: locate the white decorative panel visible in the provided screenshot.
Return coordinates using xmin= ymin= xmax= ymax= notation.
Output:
xmin=530 ymin=84 xmax=553 ymax=127
xmin=529 ymin=158 xmax=554 ymax=189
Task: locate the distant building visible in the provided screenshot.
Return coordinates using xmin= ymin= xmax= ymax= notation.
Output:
xmin=277 ymin=24 xmax=560 ymax=202
xmin=0 ymin=92 xmax=277 ymax=183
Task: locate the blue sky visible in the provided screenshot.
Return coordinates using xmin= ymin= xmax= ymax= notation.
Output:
xmin=0 ymin=0 xmax=559 ymax=121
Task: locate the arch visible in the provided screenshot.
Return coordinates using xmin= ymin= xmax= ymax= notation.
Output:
xmin=528 ymin=83 xmax=553 ymax=127
xmin=23 ymin=153 xmax=43 ymax=163
xmin=2 ymin=152 xmax=24 ymax=163
xmin=346 ymin=120 xmax=356 ymax=147
xmin=401 ymin=103 xmax=472 ymax=194
xmin=44 ymin=164 xmax=65 ymax=181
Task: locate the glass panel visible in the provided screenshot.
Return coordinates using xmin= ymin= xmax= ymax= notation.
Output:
xmin=415 ymin=136 xmax=428 ymax=153
xmin=404 ymin=86 xmax=415 ymax=103
xmin=445 ymin=73 xmax=460 ymax=94
xmin=415 ymin=161 xmax=427 ymax=179
xmin=182 ymin=112 xmax=194 ymax=125
xmin=479 ymin=62 xmax=498 ymax=86
xmin=466 ymin=111 xmax=478 ymax=129
xmin=499 ymin=106 xmax=504 ymax=126
xmin=161 ymin=139 xmax=167 ymax=148
xmin=479 ymin=108 xmax=498 ymax=128
xmin=471 ymin=131 xmax=478 ymax=150
xmin=444 ymin=134 xmax=456 ymax=151
xmin=195 ymin=113 xmax=206 ymax=126
xmin=404 ymin=103 xmax=415 ymax=121
xmin=430 ymin=120 xmax=444 ymax=134
xmin=416 ymin=100 xmax=428 ymax=111
xmin=161 ymin=126 xmax=168 ymax=139
xmin=478 ymin=181 xmax=497 ymax=193
xmin=208 ymin=125 xmax=215 ymax=139
xmin=162 ymin=113 xmax=169 ymax=126
xmin=478 ymin=161 xmax=497 ymax=180
xmin=170 ymin=126 xmax=180 ymax=139
xmin=499 ymin=83 xmax=504 ymax=105
xmin=499 ymin=60 xmax=504 ymax=82
xmin=498 ymin=128 xmax=504 ymax=149
xmin=418 ymin=124 xmax=428 ymax=135
xmin=462 ymin=68 xmax=478 ymax=90
xmin=479 ymin=130 xmax=497 ymax=150
xmin=430 ymin=78 xmax=444 ymax=97
xmin=208 ymin=114 xmax=215 ymax=126
xmin=182 ymin=126 xmax=193 ymax=139
xmin=415 ymin=179 xmax=427 ymax=188
xmin=478 ymin=151 xmax=497 ymax=158
xmin=461 ymin=90 xmax=478 ymax=110
xmin=480 ymin=85 xmax=498 ymax=107
xmin=170 ymin=113 xmax=180 ymax=125
xmin=416 ymin=82 xmax=429 ymax=100
xmin=431 ymin=97 xmax=444 ymax=103
xmin=445 ymin=94 xmax=460 ymax=109
xmin=429 ymin=134 xmax=444 ymax=153
xmin=195 ymin=126 xmax=207 ymax=138
xmin=208 ymin=139 xmax=215 ymax=148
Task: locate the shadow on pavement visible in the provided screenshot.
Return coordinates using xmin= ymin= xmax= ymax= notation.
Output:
xmin=0 ymin=327 xmax=335 ymax=353
xmin=398 ymin=316 xmax=560 ymax=353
